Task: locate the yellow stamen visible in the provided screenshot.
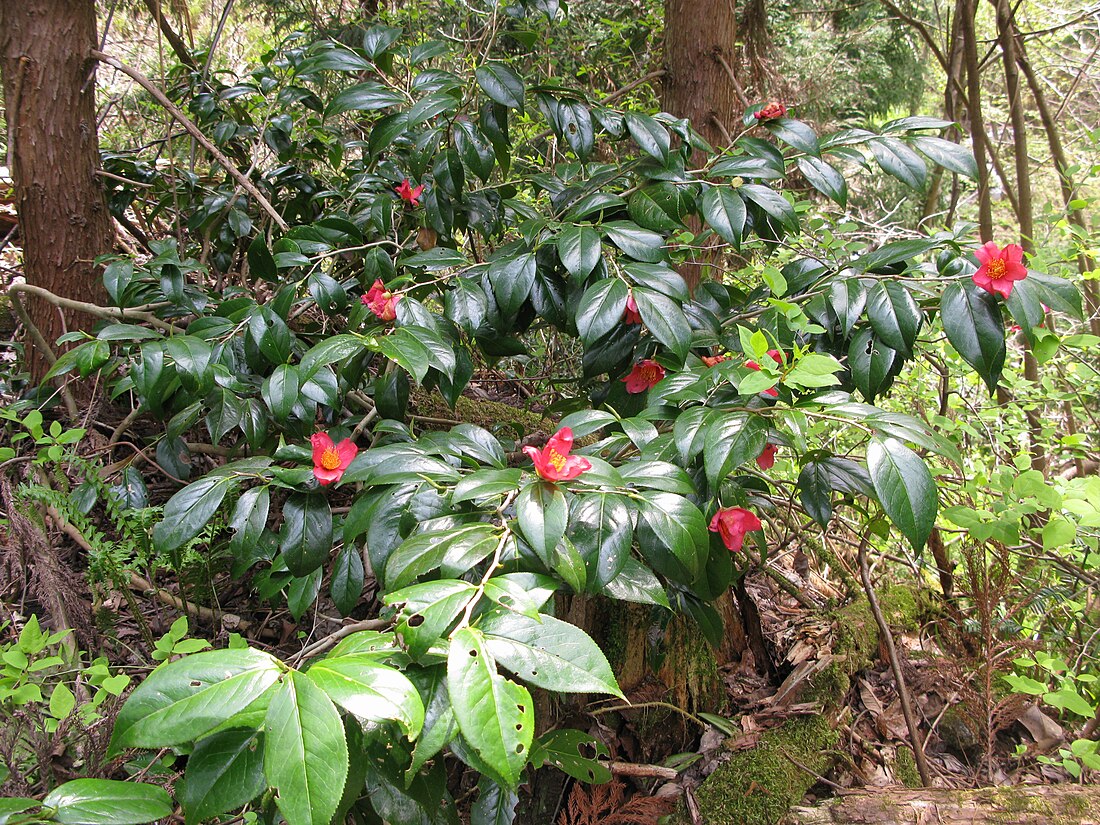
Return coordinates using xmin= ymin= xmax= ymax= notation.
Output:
xmin=320 ymin=449 xmax=342 ymax=470
xmin=548 ymin=449 xmax=567 ymax=472
xmin=988 ymin=259 xmax=1006 ymax=278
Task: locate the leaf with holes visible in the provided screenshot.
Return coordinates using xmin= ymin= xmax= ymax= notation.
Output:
xmin=447 ymin=628 xmax=534 ymax=788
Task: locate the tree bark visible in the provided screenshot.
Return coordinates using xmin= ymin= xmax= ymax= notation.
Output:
xmin=661 ymin=0 xmax=740 ymax=293
xmin=782 ymin=786 xmax=1100 ymax=824
xmin=1 ymin=0 xmax=114 ymax=384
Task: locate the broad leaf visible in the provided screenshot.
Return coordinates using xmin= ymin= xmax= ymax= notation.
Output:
xmin=867 ymin=437 xmax=938 ymax=553
xmin=941 ymin=282 xmax=1006 ymax=394
xmin=43 ymin=780 xmax=172 ymax=825
xmin=183 ymin=730 xmax=266 ymax=825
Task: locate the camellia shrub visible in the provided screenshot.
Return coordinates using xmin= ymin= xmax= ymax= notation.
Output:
xmin=14 ymin=14 xmax=1084 ymax=825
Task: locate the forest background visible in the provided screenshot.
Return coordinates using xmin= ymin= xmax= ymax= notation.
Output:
xmin=0 ymin=0 xmax=1098 ymax=823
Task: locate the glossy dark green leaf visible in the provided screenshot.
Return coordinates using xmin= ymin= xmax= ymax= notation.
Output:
xmin=471 ymin=776 xmax=518 ymax=825
xmin=535 ymin=729 xmax=612 ymax=784
xmin=867 ymin=280 xmax=922 ymax=356
xmin=703 ymin=412 xmax=767 ymax=488
xmin=453 ymin=468 xmax=523 ymax=503
xmin=385 ymin=524 xmax=500 ymax=590
xmin=701 ymin=186 xmax=747 ymax=248
xmin=445 ymin=277 xmax=490 ymax=335
xmin=376 ymin=328 xmax=432 ymax=384
xmin=828 ymin=277 xmax=868 ymax=338
xmin=576 ymin=278 xmax=629 ymax=345
xmin=476 ymin=62 xmax=525 ymax=110
xmin=516 ymin=481 xmax=568 ymax=566
xmin=557 ymin=224 xmax=602 ymax=283
xmin=262 ymin=363 xmax=299 ymax=423
xmin=602 ymin=556 xmax=669 ymax=607
xmin=331 ymin=545 xmax=364 ymax=617
xmin=152 ymin=476 xmax=229 ymax=556
xmin=557 ymin=99 xmax=594 ymax=159
xmin=568 ymin=493 xmax=633 ymax=590
xmin=628 ymin=183 xmax=688 ymax=232
xmin=869 ymin=138 xmax=927 ymax=189
xmin=797 ymin=155 xmax=847 ymax=206
xmin=327 ymin=82 xmax=405 ymax=116
xmin=632 ymin=287 xmax=691 ymax=361
xmin=624 ymin=112 xmax=670 ymax=164
xmin=909 ymin=136 xmax=977 ymax=179
xmin=848 ymin=328 xmax=899 ymax=403
xmin=635 ymin=491 xmax=707 ymax=583
xmin=740 ymin=184 xmax=798 ymax=232
xmin=867 ymin=437 xmax=938 ymax=553
xmin=281 ymin=492 xmax=333 ymax=576
xmin=765 ymin=117 xmax=820 ymax=156
xmin=387 ymin=579 xmax=479 ymax=659
xmin=603 ymin=221 xmax=665 ymax=263
xmin=941 ymin=281 xmax=1005 ymax=394
xmin=488 ymin=251 xmax=537 ymax=318
xmin=183 ymin=729 xmax=266 ymax=825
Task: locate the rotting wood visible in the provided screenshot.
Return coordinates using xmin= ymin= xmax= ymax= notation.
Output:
xmin=782 ymin=785 xmax=1100 ymax=824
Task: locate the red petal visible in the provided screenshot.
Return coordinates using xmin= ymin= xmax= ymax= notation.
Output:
xmin=311 ymin=432 xmax=334 ymax=465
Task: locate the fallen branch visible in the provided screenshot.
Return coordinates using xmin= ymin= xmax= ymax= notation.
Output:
xmin=8 ymin=282 xmax=180 ymax=334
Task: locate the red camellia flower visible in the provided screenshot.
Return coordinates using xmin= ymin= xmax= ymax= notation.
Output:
xmin=523 ymin=427 xmax=591 ymax=482
xmin=623 ymin=359 xmax=666 ymax=393
xmin=701 ymin=354 xmax=729 ymax=367
xmin=362 ymin=279 xmax=398 ymax=322
xmin=395 ymin=178 xmax=425 ymax=207
xmin=754 ymin=101 xmax=787 ymax=121
xmin=709 ymin=507 xmax=763 ymax=552
xmin=756 ymin=443 xmax=778 ymax=471
xmin=972 ymin=241 xmax=1027 ymax=299
xmin=623 ymin=291 xmax=642 ymax=325
xmin=311 ymin=432 xmax=358 ymax=486
xmin=745 ymin=349 xmax=784 ymax=398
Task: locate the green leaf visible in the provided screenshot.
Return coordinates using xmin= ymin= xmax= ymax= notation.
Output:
xmin=262 ymin=363 xmax=300 ymax=423
xmin=828 ymin=277 xmax=868 ymax=338
xmin=703 ymin=412 xmax=767 ymax=488
xmin=265 ymin=672 xmax=348 ymax=825
xmin=909 ymin=136 xmax=977 ymax=179
xmin=557 ymin=225 xmax=602 ymax=282
xmin=765 ymin=117 xmax=820 ymax=156
xmin=0 ymin=799 xmax=37 ymax=825
xmin=1044 ymin=688 xmax=1096 ymax=718
xmin=941 ymin=282 xmax=1005 ymax=394
xmin=636 ymin=491 xmax=707 ymax=583
xmin=867 ymin=437 xmax=938 ymax=553
xmin=867 ymin=280 xmax=922 ymax=356
xmin=387 ymin=579 xmax=479 ymax=659
xmin=447 ymin=628 xmax=534 ymax=788
xmin=183 ymin=729 xmax=266 ymax=825
xmin=330 ymin=545 xmax=364 ymax=617
xmin=300 ymin=334 xmax=369 ymax=376
xmin=701 ymin=186 xmax=747 ymax=248
xmin=453 ymin=468 xmax=523 ymax=503
xmin=849 ymin=328 xmax=899 ymax=403
xmin=471 ymin=777 xmax=519 ymax=825
xmin=603 ymin=221 xmax=665 ymax=263
xmin=476 ymin=62 xmax=525 ymax=110
xmin=280 ymin=493 xmax=333 ymax=577
xmin=797 ymin=156 xmax=847 ymax=207
xmin=480 ymin=611 xmax=623 ymax=698
xmin=111 ymin=649 xmax=280 ymax=750
xmin=624 ymin=112 xmax=670 ymax=164
xmin=569 ymin=493 xmax=633 ymax=590
xmin=628 ymin=183 xmax=688 ymax=232
xmin=535 ymin=729 xmax=612 ymax=784
xmin=152 ymin=476 xmax=229 ymax=557
xmin=576 ymin=279 xmax=629 ymax=346
xmin=385 ymin=524 xmax=500 ymax=590
xmin=327 ymin=81 xmax=405 ymax=116
xmin=740 ymin=184 xmax=798 ymax=232
xmin=869 ymin=138 xmax=927 ymax=189
xmin=43 ymin=780 xmax=172 ymax=825
xmin=632 ymin=287 xmax=691 ymax=362
xmin=103 ymin=260 xmax=135 ymax=304
xmin=306 ymin=655 xmax=425 ymax=737
xmin=516 ymin=481 xmax=568 ymax=567
xmin=1028 ymin=270 xmax=1083 ymax=319
xmin=488 ymin=251 xmax=537 ymax=318
xmin=619 ymin=460 xmax=694 ymax=494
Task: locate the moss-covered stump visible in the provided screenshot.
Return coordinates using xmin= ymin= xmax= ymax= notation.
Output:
xmin=781 ymin=785 xmax=1100 ymax=824
xmin=411 ymin=393 xmax=556 ymax=436
xmin=678 ymin=585 xmax=928 ymax=825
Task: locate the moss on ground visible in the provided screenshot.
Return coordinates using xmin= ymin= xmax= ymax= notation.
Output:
xmin=412 ymin=393 xmax=556 ymax=436
xmin=680 ymin=584 xmax=929 ymax=824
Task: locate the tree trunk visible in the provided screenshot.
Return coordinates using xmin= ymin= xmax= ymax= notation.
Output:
xmin=1 ymin=0 xmax=113 ymax=384
xmin=662 ymin=0 xmax=741 ymax=293
xmin=782 ymin=786 xmax=1100 ymax=824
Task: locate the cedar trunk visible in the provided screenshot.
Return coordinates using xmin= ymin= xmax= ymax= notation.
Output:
xmin=661 ymin=0 xmax=739 ymax=292
xmin=1 ymin=0 xmax=113 ymax=382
